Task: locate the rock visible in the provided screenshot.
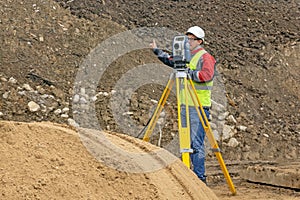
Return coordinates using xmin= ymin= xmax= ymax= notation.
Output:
xmin=80 ymin=88 xmax=86 ymax=96
xmin=80 ymin=97 xmax=87 ymax=104
xmin=150 ymin=99 xmax=158 ymax=104
xmin=222 ymin=125 xmax=235 ymax=140
xmin=54 ymin=109 xmax=62 ymax=115
xmin=218 ymin=111 xmax=229 ymax=121
xmin=227 ymin=138 xmax=239 ymax=147
xmin=36 ymin=86 xmax=46 ymax=94
xmin=157 ymin=117 xmax=164 ymax=125
xmin=0 ymin=77 xmax=7 ymax=82
xmin=123 ymin=111 xmax=134 ymax=115
xmin=160 ymin=111 xmax=166 ymax=118
xmin=91 ymin=96 xmax=97 ymax=102
xmin=237 ymin=125 xmax=247 ymax=132
xmin=61 ymin=114 xmax=69 ymax=118
xmin=23 ymin=84 xmax=33 ymax=91
xmin=41 ymin=94 xmax=49 ymax=99
xmin=2 ymin=92 xmax=9 ymax=99
xmin=68 ymin=118 xmax=79 ymax=127
xmin=40 ymin=105 xmax=47 ymax=113
xmin=17 ymin=91 xmax=26 ymax=96
xmin=28 ymin=101 xmax=40 ymax=112
xmin=62 ymin=107 xmax=70 ymax=113
xmin=213 ymin=130 xmax=220 ymax=141
xmin=8 ymin=77 xmax=17 ymax=84
xmin=73 ymin=94 xmax=80 ymax=103
xmin=227 ymin=115 xmax=237 ymax=124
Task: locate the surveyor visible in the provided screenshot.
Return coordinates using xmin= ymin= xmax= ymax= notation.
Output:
xmin=150 ymin=26 xmax=216 ymax=184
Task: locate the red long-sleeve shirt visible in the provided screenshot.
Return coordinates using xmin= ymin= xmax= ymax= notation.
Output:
xmin=190 ymin=47 xmax=216 ymax=83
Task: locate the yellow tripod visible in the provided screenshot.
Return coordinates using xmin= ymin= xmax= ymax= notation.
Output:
xmin=143 ymin=68 xmax=236 ymax=195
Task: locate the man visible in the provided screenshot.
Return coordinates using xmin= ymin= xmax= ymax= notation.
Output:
xmin=150 ymin=26 xmax=216 ymax=184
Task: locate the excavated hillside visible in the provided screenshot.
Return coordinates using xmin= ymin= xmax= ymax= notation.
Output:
xmin=52 ymin=0 xmax=300 ymax=161
xmin=0 ymin=0 xmax=299 ymax=199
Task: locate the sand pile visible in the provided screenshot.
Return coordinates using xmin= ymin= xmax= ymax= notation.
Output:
xmin=0 ymin=120 xmax=218 ymax=199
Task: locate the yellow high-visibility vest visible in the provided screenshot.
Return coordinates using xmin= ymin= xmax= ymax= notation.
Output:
xmin=180 ymin=49 xmax=213 ymax=107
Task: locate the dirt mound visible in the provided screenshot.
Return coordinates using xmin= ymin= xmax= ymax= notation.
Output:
xmin=0 ymin=120 xmax=218 ymax=200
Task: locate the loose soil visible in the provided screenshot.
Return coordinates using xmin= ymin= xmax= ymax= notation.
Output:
xmin=0 ymin=121 xmax=219 ymax=200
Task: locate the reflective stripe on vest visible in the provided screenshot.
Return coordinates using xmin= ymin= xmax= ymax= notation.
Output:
xmin=180 ymin=49 xmax=213 ymax=107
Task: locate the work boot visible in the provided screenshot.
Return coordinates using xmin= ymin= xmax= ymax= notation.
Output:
xmin=200 ymin=176 xmax=207 ymax=185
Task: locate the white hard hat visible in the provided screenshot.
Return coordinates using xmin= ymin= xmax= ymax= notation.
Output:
xmin=186 ymin=26 xmax=205 ymax=41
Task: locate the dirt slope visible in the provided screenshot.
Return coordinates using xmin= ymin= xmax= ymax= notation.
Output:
xmin=54 ymin=0 xmax=300 ymax=161
xmin=0 ymin=120 xmax=218 ymax=200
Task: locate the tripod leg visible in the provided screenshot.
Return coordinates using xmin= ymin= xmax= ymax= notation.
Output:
xmin=176 ymin=76 xmax=192 ymax=168
xmin=143 ymin=78 xmax=175 ymax=142
xmin=187 ymin=79 xmax=237 ymax=195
